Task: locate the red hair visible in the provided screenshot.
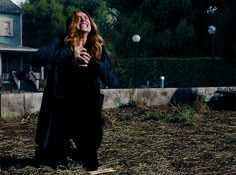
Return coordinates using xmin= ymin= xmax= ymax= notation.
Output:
xmin=64 ymin=10 xmax=105 ymax=61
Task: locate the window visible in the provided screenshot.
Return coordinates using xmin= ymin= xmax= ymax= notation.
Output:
xmin=0 ymin=18 xmax=13 ymax=36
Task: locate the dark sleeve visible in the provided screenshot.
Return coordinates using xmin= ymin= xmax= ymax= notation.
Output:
xmin=31 ymin=35 xmax=73 ymax=66
xmin=99 ymin=49 xmax=119 ymax=88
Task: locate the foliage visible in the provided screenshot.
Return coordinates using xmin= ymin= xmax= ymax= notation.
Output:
xmin=141 ymin=104 xmax=199 ymax=127
xmin=20 ymin=0 xmax=235 ymax=59
xmin=167 ymin=105 xmax=198 ymax=127
xmin=116 ymin=57 xmax=235 ymax=88
xmin=93 ymin=0 xmax=119 ymax=52
xmin=21 ymin=0 xmax=66 ymax=47
xmin=175 ymin=18 xmax=196 ymax=57
xmin=21 ymin=0 xmax=106 ymax=47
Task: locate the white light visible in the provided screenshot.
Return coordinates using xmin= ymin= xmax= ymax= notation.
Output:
xmin=132 ymin=34 xmax=141 ymax=43
xmin=160 ymin=76 xmax=165 ymax=80
xmin=208 ymin=25 xmax=216 ymax=35
xmin=160 ymin=76 xmax=165 ymax=88
xmin=213 ymin=6 xmax=217 ymax=12
xmin=206 ymin=6 xmax=218 ymax=15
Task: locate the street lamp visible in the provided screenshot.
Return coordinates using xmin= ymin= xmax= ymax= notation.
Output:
xmin=208 ymin=25 xmax=216 ymax=73
xmin=208 ymin=25 xmax=216 ymax=35
xmin=206 ymin=6 xmax=217 ymax=85
xmin=132 ymin=34 xmax=141 ymax=43
xmin=206 ymin=5 xmax=217 ymax=59
xmin=132 ymin=34 xmax=141 ymax=88
xmin=206 ymin=6 xmax=217 ymax=15
xmin=208 ymin=25 xmax=216 ymax=58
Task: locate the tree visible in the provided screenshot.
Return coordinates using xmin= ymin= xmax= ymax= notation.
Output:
xmin=21 ymin=0 xmax=235 ymax=59
xmin=22 ymin=0 xmax=66 ymax=47
xmin=93 ymin=0 xmax=119 ymax=53
xmin=106 ymin=0 xmax=143 ymax=14
xmin=175 ymin=18 xmax=196 ymax=57
xmin=21 ymin=0 xmax=105 ymax=47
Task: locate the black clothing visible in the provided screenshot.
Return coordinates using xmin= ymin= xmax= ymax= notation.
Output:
xmin=31 ymin=34 xmax=119 ymax=170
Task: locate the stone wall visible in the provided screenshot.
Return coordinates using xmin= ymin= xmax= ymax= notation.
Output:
xmin=1 ymin=87 xmax=235 ymax=120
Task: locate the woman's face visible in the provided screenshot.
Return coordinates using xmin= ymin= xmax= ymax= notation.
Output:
xmin=75 ymin=11 xmax=91 ymax=33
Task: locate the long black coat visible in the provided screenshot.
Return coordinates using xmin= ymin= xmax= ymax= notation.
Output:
xmin=31 ymin=34 xmax=119 ymax=162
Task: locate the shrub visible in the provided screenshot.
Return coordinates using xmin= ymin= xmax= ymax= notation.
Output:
xmin=166 ymin=105 xmax=199 ymax=127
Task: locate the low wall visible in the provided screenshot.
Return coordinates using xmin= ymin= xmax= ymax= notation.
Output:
xmin=1 ymin=87 xmax=235 ymax=119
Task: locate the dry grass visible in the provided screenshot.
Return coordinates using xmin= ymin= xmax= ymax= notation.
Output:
xmin=0 ymin=105 xmax=236 ymax=175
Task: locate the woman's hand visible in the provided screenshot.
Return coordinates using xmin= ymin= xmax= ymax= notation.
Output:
xmin=72 ymin=45 xmax=91 ymax=67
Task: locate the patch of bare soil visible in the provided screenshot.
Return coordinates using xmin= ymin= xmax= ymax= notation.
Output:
xmin=0 ymin=106 xmax=235 ymax=175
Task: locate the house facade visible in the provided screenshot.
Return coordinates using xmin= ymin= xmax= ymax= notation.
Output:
xmin=0 ymin=0 xmax=43 ymax=91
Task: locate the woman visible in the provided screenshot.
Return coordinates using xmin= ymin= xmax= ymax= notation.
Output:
xmin=31 ymin=10 xmax=119 ymax=171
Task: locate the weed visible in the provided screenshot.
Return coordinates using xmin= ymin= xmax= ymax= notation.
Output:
xmin=166 ymin=105 xmax=199 ymax=127
xmin=143 ymin=111 xmax=168 ymax=121
xmin=194 ymin=95 xmax=210 ymax=114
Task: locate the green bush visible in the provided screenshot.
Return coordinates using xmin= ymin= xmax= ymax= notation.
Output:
xmin=165 ymin=105 xmax=198 ymax=127
xmin=116 ymin=57 xmax=235 ymax=88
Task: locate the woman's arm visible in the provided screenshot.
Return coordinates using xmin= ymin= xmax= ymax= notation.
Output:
xmin=99 ymin=49 xmax=119 ymax=88
xmin=31 ymin=35 xmax=73 ymax=66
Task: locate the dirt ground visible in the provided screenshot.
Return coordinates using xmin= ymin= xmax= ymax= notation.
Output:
xmin=0 ymin=105 xmax=235 ymax=175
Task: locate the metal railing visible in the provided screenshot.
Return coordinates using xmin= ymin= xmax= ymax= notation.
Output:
xmin=12 ymin=71 xmax=21 ymax=89
xmin=29 ymin=71 xmax=39 ymax=90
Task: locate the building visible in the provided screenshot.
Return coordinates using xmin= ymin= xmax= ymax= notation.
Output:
xmin=0 ymin=0 xmax=43 ymax=91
